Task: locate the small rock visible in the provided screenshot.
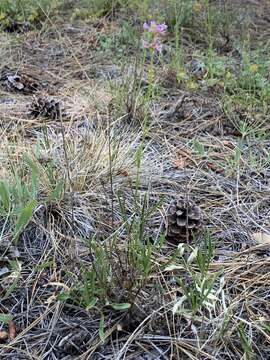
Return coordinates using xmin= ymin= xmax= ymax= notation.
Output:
xmin=0 ymin=330 xmax=8 ymax=342
xmin=0 ymin=267 xmax=10 ymax=277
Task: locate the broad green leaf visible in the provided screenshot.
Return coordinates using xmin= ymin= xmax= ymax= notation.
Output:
xmin=13 ymin=199 xmax=37 ymax=240
xmin=111 ymin=303 xmax=131 ymax=311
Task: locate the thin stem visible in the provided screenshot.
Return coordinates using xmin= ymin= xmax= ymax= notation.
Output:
xmin=59 ymin=108 xmax=75 ymax=237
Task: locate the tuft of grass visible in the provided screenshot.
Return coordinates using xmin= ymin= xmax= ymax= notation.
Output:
xmin=61 ymin=192 xmax=164 ymax=312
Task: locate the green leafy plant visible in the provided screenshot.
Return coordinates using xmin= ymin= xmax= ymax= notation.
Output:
xmin=60 ymin=192 xmax=164 ymax=312
xmin=168 ymin=233 xmax=221 ymax=316
xmin=0 ymin=0 xmax=58 ymax=30
xmin=145 ymin=0 xmax=195 ymax=32
xmin=237 ymin=321 xmax=255 ymax=359
xmin=0 ymin=153 xmax=65 ymax=241
xmin=72 ymin=0 xmax=129 ymax=19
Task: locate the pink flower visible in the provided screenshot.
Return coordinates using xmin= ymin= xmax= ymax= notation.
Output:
xmin=143 ymin=21 xmax=167 ymax=35
xmin=142 ymin=20 xmax=167 ymax=53
xmin=143 ymin=22 xmax=150 ymax=31
xmin=142 ymin=38 xmax=162 ymax=53
xmin=155 ymin=23 xmax=167 ymax=35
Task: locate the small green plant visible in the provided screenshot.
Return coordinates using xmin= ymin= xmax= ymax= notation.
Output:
xmin=0 ymin=173 xmax=38 ymax=242
xmin=0 ymin=153 xmax=65 ymax=242
xmin=159 ymin=0 xmax=196 ymax=31
xmin=73 ymin=0 xmax=129 ymax=19
xmin=191 ymin=137 xmax=205 ymax=156
xmin=94 ymin=21 xmax=139 ymax=58
xmin=237 ymin=321 xmax=255 ymax=359
xmin=0 ymin=0 xmax=58 ymax=30
xmin=60 ymin=192 xmax=164 ymax=313
xmin=225 ymin=145 xmax=242 ymax=175
xmin=204 ymin=53 xmax=229 ymax=85
xmin=168 ymin=232 xmax=221 ymax=317
xmin=223 ymin=45 xmax=270 ymax=108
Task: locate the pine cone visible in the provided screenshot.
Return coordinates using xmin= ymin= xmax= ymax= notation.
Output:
xmin=166 ymin=198 xmax=202 ymax=244
xmin=4 ymin=21 xmax=31 ymax=33
xmin=30 ymin=96 xmax=62 ymax=120
xmin=0 ymin=66 xmax=41 ymax=94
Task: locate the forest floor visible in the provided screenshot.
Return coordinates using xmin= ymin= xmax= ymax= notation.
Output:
xmin=0 ymin=1 xmax=270 ymax=359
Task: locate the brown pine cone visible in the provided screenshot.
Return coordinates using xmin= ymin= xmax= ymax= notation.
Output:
xmin=30 ymin=96 xmax=62 ymax=120
xmin=0 ymin=66 xmax=41 ymax=94
xmin=166 ymin=198 xmax=202 ymax=244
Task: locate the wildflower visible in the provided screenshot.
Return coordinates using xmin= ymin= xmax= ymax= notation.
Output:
xmin=143 ymin=21 xmax=167 ymax=35
xmin=142 ymin=20 xmax=167 ymax=53
xmin=143 ymin=38 xmax=162 ymax=53
xmin=156 ymin=23 xmax=168 ymax=35
xmin=142 ymin=39 xmax=149 ymax=49
xmin=143 ymin=22 xmax=151 ymax=31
